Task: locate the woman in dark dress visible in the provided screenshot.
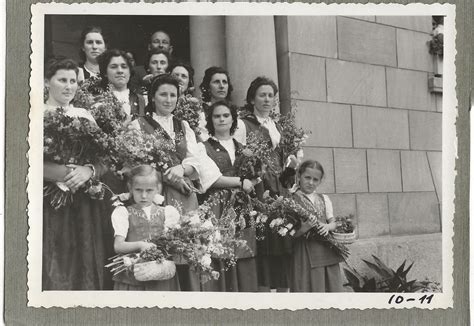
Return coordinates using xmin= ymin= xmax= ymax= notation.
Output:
xmin=134 ymin=74 xmax=222 ymax=291
xmin=234 ymin=76 xmax=297 ymax=292
xmin=200 ymin=100 xmax=259 ymax=292
xmin=77 ymin=26 xmax=107 ymax=84
xmin=42 ymin=58 xmax=109 ymax=290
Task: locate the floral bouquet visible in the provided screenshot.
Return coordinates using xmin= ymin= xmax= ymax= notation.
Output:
xmin=74 ymin=76 xmax=128 ymax=137
xmin=271 ymin=109 xmax=310 ymax=162
xmin=43 ymin=107 xmax=112 ymax=209
xmin=173 ymin=94 xmax=202 ymax=136
xmin=109 ymin=127 xmax=181 ymax=174
xmin=106 ymin=203 xmax=246 ymax=283
xmin=204 ymin=189 xmax=268 ymax=242
xmin=235 ymin=131 xmax=278 ymax=180
xmin=252 ymin=191 xmax=350 ymax=259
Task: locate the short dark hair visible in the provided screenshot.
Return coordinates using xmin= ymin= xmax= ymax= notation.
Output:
xmin=170 ymin=60 xmax=195 ymax=95
xmin=44 ymin=56 xmax=79 ymax=80
xmin=97 ymin=49 xmax=133 ymax=87
xmin=79 ymin=26 xmax=107 ymax=63
xmin=145 ymin=73 xmax=180 ymax=115
xmin=199 ymin=66 xmax=233 ymax=103
xmin=298 ymin=160 xmax=325 ymax=179
xmin=145 ymin=48 xmax=171 ymax=73
xmin=205 ymin=100 xmax=239 ymax=136
xmin=244 ymin=76 xmax=278 ymax=112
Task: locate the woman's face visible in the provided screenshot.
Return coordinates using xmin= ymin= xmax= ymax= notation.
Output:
xmin=45 ymin=69 xmax=78 ymax=107
xmin=171 ymin=66 xmax=190 ymax=94
xmin=148 ymin=53 xmax=169 ymax=76
xmin=299 ymin=167 xmax=323 ymax=195
xmin=82 ymin=32 xmax=106 ymax=63
xmin=106 ymin=56 xmax=130 ymax=90
xmin=211 ymin=105 xmax=233 ymax=136
xmin=209 ymin=73 xmax=228 ymax=102
xmin=252 ymin=85 xmax=275 ymax=116
xmin=153 ymin=83 xmax=178 ymax=116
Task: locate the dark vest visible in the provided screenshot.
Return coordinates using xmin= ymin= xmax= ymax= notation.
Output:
xmin=138 ymin=114 xmax=187 ymax=162
xmin=203 ymin=138 xmax=243 ymax=177
xmin=113 ymin=204 xmax=166 ymax=285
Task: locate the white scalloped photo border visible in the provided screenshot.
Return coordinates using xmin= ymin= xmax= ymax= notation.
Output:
xmin=27 ymin=2 xmax=456 ymax=310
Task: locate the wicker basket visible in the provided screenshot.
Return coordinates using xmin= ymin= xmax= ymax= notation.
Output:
xmin=133 ymin=260 xmax=176 ymax=282
xmin=332 ymin=231 xmax=356 ymax=244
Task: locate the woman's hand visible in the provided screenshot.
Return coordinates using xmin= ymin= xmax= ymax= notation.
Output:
xmin=139 ymin=241 xmax=156 ymax=252
xmin=142 ymin=74 xmax=155 ymax=83
xmin=164 ymin=165 xmax=185 ymax=184
xmin=286 ymin=154 xmax=298 ymax=169
xmin=317 ymin=223 xmax=331 ymax=236
xmin=64 ymin=164 xmax=94 ymax=192
xmin=242 ymin=179 xmax=255 ymax=193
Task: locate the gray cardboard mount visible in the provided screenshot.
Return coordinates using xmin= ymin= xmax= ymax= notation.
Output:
xmin=5 ymin=0 xmax=471 ymax=324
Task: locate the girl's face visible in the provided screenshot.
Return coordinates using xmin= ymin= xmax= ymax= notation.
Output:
xmin=106 ymin=56 xmax=130 ymax=90
xmin=130 ymin=175 xmax=161 ymax=209
xmin=45 ymin=69 xmax=78 ymax=107
xmin=211 ymin=105 xmax=233 ymax=136
xmin=209 ymin=73 xmax=228 ymax=102
xmin=171 ymin=66 xmax=190 ymax=94
xmin=82 ymin=32 xmax=106 ymax=62
xmin=148 ymin=53 xmax=169 ymax=76
xmin=299 ymin=167 xmax=323 ymax=195
xmin=153 ymin=83 xmax=178 ymax=116
xmin=252 ymin=85 xmax=275 ymax=116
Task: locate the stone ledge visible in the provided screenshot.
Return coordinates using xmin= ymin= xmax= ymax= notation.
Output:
xmin=342 ymin=233 xmax=442 ymax=291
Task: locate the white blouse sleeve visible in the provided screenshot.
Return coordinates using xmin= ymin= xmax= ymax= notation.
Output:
xmin=233 ymin=119 xmax=247 ymax=145
xmin=182 ymin=121 xmax=222 ymax=190
xmin=322 ymin=195 xmax=334 ymax=221
xmin=111 ymin=206 xmax=130 ymax=238
xmin=181 ymin=120 xmax=200 ymax=178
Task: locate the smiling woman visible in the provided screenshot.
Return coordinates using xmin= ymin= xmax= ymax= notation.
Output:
xmin=97 ymin=49 xmax=145 ymax=118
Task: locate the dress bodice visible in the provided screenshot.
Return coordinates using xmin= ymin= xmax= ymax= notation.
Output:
xmin=203 ymin=138 xmax=242 ymax=177
xmin=125 ymin=204 xmax=166 ymax=242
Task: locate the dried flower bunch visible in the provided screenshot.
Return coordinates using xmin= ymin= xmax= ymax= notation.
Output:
xmin=252 ymin=191 xmax=350 ymax=259
xmin=43 ymin=107 xmax=112 ymax=208
xmin=173 ymin=94 xmax=202 ymax=136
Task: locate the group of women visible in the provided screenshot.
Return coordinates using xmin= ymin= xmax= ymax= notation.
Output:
xmin=42 ymin=25 xmax=343 ymax=293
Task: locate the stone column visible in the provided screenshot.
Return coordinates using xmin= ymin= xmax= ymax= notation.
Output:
xmin=189 ymin=16 xmax=226 ymax=99
xmin=225 ymin=16 xmax=279 ymax=108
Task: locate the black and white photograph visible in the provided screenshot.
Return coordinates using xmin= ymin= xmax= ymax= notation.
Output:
xmin=27 ymin=2 xmax=456 ymax=309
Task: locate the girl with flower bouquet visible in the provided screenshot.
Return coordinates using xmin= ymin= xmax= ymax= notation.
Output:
xmin=200 ymin=100 xmax=260 ymax=292
xmin=233 ymin=77 xmax=298 ymax=292
xmin=111 ymin=165 xmax=180 ymax=290
xmin=42 ymin=57 xmax=111 ymax=290
xmin=290 ymin=160 xmax=343 ymax=292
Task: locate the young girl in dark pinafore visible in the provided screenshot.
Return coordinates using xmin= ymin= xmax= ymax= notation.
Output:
xmin=291 ymin=160 xmax=343 ymax=292
xmin=111 ymin=165 xmax=180 ymax=290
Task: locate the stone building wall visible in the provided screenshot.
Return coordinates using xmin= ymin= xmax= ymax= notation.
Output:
xmin=276 ymin=16 xmax=442 ymax=283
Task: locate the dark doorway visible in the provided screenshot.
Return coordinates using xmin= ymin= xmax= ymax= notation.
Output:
xmin=45 ymin=15 xmax=190 ymax=65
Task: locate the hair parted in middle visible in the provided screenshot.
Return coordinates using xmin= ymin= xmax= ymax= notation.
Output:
xmin=127 ymin=164 xmax=163 ymax=188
